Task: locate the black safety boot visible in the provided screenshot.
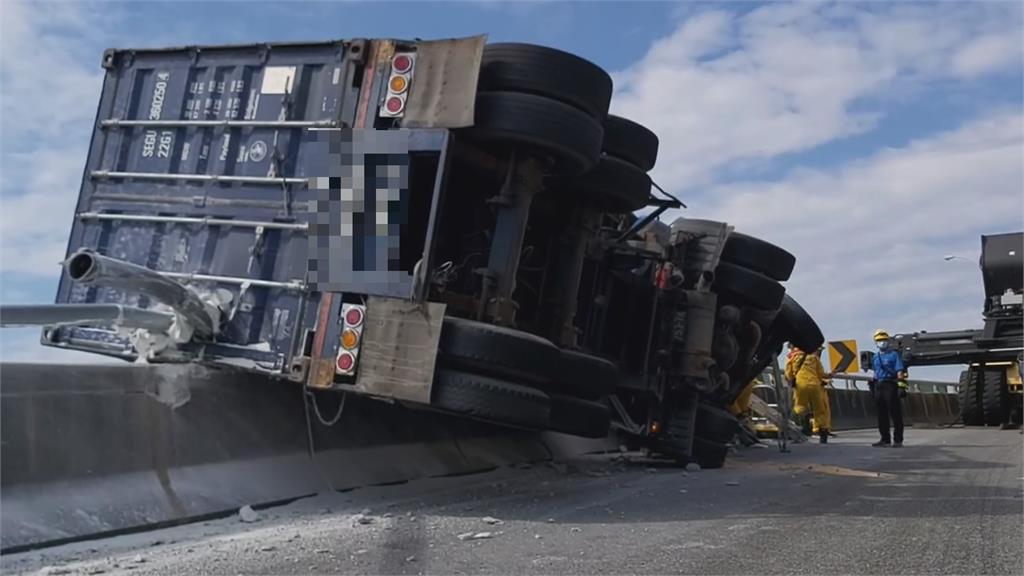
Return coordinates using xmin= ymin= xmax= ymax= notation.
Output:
xmin=800 ymin=414 xmax=813 ymax=436
xmin=819 ymin=431 xmax=828 ymax=444
xmin=871 ymin=440 xmax=891 ymax=447
xmin=892 ymin=442 xmax=903 ymax=448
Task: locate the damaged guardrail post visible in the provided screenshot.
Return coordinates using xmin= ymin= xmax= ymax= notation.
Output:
xmin=64 ymin=249 xmax=224 ymax=339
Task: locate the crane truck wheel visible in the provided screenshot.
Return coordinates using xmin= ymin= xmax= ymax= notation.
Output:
xmin=439 ymin=316 xmax=560 ymax=386
xmin=546 ymin=394 xmax=612 ymax=438
xmin=712 ymin=262 xmax=786 ymax=311
xmin=572 ymin=155 xmax=652 ymax=213
xmin=470 ymin=91 xmax=604 ymax=175
xmin=556 ymin=350 xmax=618 ymax=399
xmin=692 ymin=438 xmax=729 ymax=470
xmin=721 ymin=232 xmax=796 ymax=282
xmin=776 ymin=294 xmax=825 ymax=352
xmin=695 ymin=403 xmax=741 ymax=444
xmin=959 ymin=369 xmax=984 ymax=426
xmin=431 ymin=369 xmax=551 ymax=430
xmin=479 ymin=43 xmax=613 ymax=120
xmin=601 ymin=115 xmax=659 ymax=171
xmin=981 ymin=369 xmax=1009 ymax=427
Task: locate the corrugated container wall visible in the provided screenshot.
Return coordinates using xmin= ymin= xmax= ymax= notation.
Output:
xmin=50 ymin=41 xmax=367 ymax=371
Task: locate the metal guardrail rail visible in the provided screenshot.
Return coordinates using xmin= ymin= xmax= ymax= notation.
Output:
xmin=829 ymin=373 xmax=959 ymax=395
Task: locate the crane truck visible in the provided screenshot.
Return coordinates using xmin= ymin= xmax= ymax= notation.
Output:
xmin=891 ymin=232 xmax=1023 ymax=428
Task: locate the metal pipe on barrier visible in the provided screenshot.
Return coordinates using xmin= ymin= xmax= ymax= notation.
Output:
xmin=831 ymin=372 xmax=959 ymax=394
xmin=0 ymin=304 xmax=175 ymax=332
xmin=64 ymin=250 xmax=219 ymax=339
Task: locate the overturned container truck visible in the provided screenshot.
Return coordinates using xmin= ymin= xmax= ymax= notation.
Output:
xmin=2 ymin=35 xmax=823 ymax=467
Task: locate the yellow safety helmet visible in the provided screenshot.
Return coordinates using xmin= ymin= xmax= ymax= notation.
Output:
xmin=873 ymin=329 xmax=890 ymax=341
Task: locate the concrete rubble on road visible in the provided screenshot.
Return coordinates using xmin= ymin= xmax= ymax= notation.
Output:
xmin=238 ymin=505 xmax=260 ymax=523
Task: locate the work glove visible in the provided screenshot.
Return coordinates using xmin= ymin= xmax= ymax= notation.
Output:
xmin=898 ymin=381 xmax=908 ymax=399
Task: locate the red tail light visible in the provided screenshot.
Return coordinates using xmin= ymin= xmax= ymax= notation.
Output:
xmin=345 ymin=307 xmax=364 ymax=327
xmin=337 ymin=352 xmax=355 ymax=373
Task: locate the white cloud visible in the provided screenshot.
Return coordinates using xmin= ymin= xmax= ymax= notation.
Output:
xmin=695 ymin=111 xmax=1023 ymax=371
xmin=0 ymin=1 xmax=109 ymax=277
xmin=611 ymin=2 xmax=1022 ymax=381
xmin=952 ymin=32 xmax=1024 ymax=78
xmin=611 ymin=2 xmax=1023 ymax=191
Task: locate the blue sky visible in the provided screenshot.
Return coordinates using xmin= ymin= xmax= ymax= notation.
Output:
xmin=1 ymin=0 xmax=1022 ymax=380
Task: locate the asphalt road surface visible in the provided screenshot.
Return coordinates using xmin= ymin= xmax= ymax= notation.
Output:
xmin=5 ymin=427 xmax=1022 ymax=576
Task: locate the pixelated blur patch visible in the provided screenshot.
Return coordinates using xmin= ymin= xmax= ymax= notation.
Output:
xmin=308 ymin=129 xmax=411 ymax=293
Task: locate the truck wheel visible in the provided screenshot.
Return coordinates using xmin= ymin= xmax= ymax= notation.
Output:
xmin=602 ymin=115 xmax=659 ymax=171
xmin=432 ymin=369 xmax=551 ymax=430
xmin=572 ymin=155 xmax=652 ymax=213
xmin=959 ymin=369 xmax=984 ymax=426
xmin=692 ymin=438 xmax=729 ymax=470
xmin=557 ymin=350 xmax=618 ymax=399
xmin=479 ymin=43 xmax=613 ymax=120
xmin=440 ymin=316 xmax=559 ymax=385
xmin=981 ymin=369 xmax=1009 ymax=426
xmin=547 ymin=394 xmax=611 ymax=438
xmin=721 ymin=232 xmax=796 ymax=282
xmin=713 ymin=262 xmax=786 ymax=311
xmin=776 ymin=295 xmax=824 ymax=352
xmin=471 ymin=91 xmax=604 ymax=175
xmin=695 ymin=403 xmax=740 ymax=444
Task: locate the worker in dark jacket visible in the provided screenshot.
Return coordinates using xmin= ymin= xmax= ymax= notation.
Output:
xmin=870 ymin=329 xmax=908 ymax=447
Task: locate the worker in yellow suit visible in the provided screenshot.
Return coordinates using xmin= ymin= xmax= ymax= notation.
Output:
xmin=785 ymin=345 xmax=832 ymax=444
xmin=812 ymin=348 xmax=836 ymax=438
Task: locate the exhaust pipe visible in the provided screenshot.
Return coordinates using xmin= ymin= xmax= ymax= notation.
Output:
xmin=65 ymin=250 xmax=220 ymax=339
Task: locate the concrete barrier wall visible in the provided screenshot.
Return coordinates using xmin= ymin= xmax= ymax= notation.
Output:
xmin=827 ymin=388 xmax=960 ymax=431
xmin=0 ymin=363 xmax=553 ymax=551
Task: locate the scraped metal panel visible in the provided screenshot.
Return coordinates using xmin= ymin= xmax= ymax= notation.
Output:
xmin=401 ymin=35 xmax=485 ymax=128
xmin=351 ymin=296 xmax=445 ymax=403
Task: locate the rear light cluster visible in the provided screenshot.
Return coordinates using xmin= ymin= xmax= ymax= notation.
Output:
xmin=335 ymin=304 xmax=366 ymax=375
xmin=380 ymin=52 xmax=415 ymax=118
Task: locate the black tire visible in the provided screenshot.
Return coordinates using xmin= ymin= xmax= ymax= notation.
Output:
xmin=713 ymin=262 xmax=786 ymax=311
xmin=959 ymin=369 xmax=984 ymax=426
xmin=776 ymin=295 xmax=824 ymax=352
xmin=721 ymin=232 xmax=796 ymax=282
xmin=470 ymin=91 xmax=604 ymax=175
xmin=439 ymin=316 xmax=559 ymax=385
xmin=557 ymin=350 xmax=618 ymax=399
xmin=692 ymin=438 xmax=728 ymax=470
xmin=695 ymin=403 xmax=740 ymax=444
xmin=602 ymin=115 xmax=659 ymax=171
xmin=479 ymin=43 xmax=613 ymax=120
xmin=981 ymin=369 xmax=1008 ymax=426
xmin=431 ymin=369 xmax=550 ymax=429
xmin=572 ymin=155 xmax=652 ymax=213
xmin=547 ymin=394 xmax=611 ymax=438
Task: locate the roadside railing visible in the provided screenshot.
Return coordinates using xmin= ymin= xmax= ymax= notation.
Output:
xmin=828 ymin=373 xmax=959 ymax=395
